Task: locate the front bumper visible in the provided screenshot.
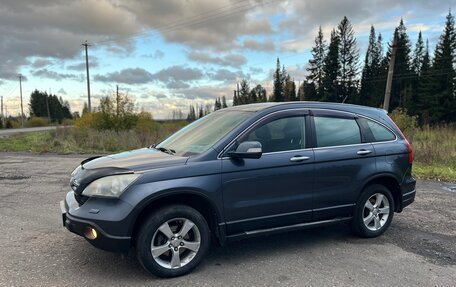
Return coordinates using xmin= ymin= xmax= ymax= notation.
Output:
xmin=60 ymin=191 xmax=132 ymax=252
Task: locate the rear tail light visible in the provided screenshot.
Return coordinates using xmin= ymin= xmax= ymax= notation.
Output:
xmin=404 ymin=138 xmax=413 ymax=164
xmin=389 ymin=116 xmax=413 ymax=164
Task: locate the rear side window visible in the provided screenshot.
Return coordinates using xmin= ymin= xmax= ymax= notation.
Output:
xmin=366 ymin=120 xmax=396 ymax=142
xmin=314 ymin=117 xmax=361 ymax=147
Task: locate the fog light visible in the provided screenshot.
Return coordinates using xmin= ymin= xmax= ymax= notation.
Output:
xmin=83 ymin=227 xmax=98 ymax=240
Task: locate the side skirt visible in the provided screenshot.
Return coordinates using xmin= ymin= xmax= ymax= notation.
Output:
xmin=226 ymin=217 xmax=352 ymax=242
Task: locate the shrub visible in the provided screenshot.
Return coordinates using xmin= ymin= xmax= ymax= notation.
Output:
xmin=390 ymin=108 xmax=418 ymax=137
xmin=75 ymin=112 xmax=97 ymax=130
xmin=28 ymin=117 xmax=48 ymax=127
xmin=62 ymin=118 xmax=75 ymax=126
xmin=5 ymin=120 xmax=13 ymax=129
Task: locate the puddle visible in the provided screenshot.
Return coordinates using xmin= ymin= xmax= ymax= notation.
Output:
xmin=442 ymin=186 xmax=456 ymax=193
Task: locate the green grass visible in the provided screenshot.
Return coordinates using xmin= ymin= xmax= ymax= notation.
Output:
xmin=0 ymin=131 xmax=54 ymax=152
xmin=412 ymin=163 xmax=456 ymax=182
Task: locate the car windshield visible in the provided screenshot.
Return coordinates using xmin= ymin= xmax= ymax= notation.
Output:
xmin=155 ymin=110 xmax=252 ymax=156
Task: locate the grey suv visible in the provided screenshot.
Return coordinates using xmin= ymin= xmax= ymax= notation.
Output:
xmin=61 ymin=102 xmax=416 ymax=277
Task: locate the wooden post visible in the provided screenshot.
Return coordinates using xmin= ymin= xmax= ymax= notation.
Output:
xmin=383 ymin=29 xmax=398 ymax=112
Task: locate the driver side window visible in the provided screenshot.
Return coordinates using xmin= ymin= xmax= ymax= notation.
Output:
xmin=239 ymin=116 xmax=305 ymax=153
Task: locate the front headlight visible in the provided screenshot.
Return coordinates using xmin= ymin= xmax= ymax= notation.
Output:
xmin=82 ymin=174 xmax=140 ymax=198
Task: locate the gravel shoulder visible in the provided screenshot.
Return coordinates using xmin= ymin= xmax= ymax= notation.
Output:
xmin=0 ymin=152 xmax=455 ymax=286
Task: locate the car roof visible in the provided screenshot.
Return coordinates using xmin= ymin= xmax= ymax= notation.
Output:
xmin=223 ymin=101 xmax=387 ymax=118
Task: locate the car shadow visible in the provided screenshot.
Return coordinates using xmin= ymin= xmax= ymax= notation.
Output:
xmin=65 ymin=222 xmax=367 ymax=282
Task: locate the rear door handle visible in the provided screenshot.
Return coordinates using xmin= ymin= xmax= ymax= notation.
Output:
xmin=290 ymin=156 xmax=310 ymax=162
xmin=357 ymin=149 xmax=372 ymax=155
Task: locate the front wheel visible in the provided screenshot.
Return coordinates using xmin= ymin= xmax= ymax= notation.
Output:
xmin=136 ymin=205 xmax=210 ymax=278
xmin=352 ymin=184 xmax=394 ymax=238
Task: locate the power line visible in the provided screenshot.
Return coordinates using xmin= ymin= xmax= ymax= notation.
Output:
xmin=92 ymin=0 xmax=271 ymax=46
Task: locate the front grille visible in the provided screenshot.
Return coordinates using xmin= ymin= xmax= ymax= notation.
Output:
xmin=74 ymin=192 xmax=89 ymax=205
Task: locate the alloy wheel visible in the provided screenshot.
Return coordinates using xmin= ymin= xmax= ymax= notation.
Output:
xmin=151 ymin=218 xmax=201 ymax=269
xmin=363 ymin=193 xmax=390 ymax=231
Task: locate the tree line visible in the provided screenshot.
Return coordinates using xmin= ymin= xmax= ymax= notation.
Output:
xmin=187 ymin=96 xmax=228 ymax=121
xmin=29 ymin=90 xmax=73 ymax=123
xmin=225 ymin=11 xmax=456 ymax=125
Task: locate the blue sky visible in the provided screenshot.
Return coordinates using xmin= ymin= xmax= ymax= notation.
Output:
xmin=0 ymin=0 xmax=455 ymax=119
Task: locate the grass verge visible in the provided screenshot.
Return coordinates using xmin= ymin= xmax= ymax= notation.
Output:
xmin=412 ymin=163 xmax=456 ymax=182
xmin=0 ymin=124 xmax=455 ymax=182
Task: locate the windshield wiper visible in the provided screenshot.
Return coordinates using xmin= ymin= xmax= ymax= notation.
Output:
xmin=152 ymin=146 xmax=176 ymax=155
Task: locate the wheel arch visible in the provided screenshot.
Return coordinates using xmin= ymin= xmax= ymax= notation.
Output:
xmin=359 ymin=173 xmax=402 ymax=212
xmin=129 ymin=190 xmax=224 ymax=247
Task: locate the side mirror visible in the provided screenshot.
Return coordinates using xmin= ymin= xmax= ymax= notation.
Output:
xmin=229 ymin=141 xmax=262 ymax=159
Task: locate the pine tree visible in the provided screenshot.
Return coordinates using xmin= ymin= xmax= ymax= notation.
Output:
xmin=249 ymin=84 xmax=267 ymax=103
xmin=359 ymin=26 xmax=384 ymax=107
xmin=221 ymin=96 xmax=228 ymax=108
xmin=233 ymin=92 xmax=239 ymax=106
xmin=412 ymin=31 xmax=425 ymax=75
xmin=272 ymin=58 xmax=283 ymax=102
xmin=198 ymin=104 xmax=204 ymax=119
xmin=389 ymin=19 xmax=413 ymax=111
xmin=307 ymin=26 xmax=327 ymax=98
xmin=359 ymin=26 xmax=377 ymax=106
xmin=429 ymin=10 xmax=456 ymax=123
xmin=416 ymin=39 xmax=432 ymax=124
xmin=283 ymin=75 xmax=296 ymax=101
xmin=238 ymin=79 xmax=250 ymax=104
xmin=297 ymin=82 xmax=305 ymax=100
xmin=255 ymin=85 xmax=267 ymax=102
xmin=303 ymin=81 xmax=318 ymax=101
xmin=214 ymin=97 xmax=222 ymax=111
xmin=322 ymin=29 xmax=340 ymax=102
xmin=187 ymin=105 xmax=196 ymax=121
xmin=409 ymin=31 xmax=425 ymax=116
xmin=337 ymin=16 xmax=359 ymax=103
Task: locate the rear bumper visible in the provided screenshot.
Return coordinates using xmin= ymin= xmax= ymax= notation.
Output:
xmin=399 ymin=177 xmax=416 ymax=211
xmin=60 ymin=192 xmax=131 ymax=252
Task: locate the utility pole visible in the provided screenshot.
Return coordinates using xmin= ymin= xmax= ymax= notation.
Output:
xmin=82 ymin=40 xmax=92 ymax=112
xmin=1 ymin=96 xmax=4 ymax=127
xmin=383 ymin=29 xmax=398 ymax=112
xmin=116 ymin=85 xmax=120 ymax=117
xmin=45 ymin=93 xmax=51 ymax=123
xmin=18 ymin=74 xmax=24 ymax=128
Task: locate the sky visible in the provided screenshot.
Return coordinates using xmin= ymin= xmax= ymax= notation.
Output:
xmin=0 ymin=0 xmax=455 ymax=119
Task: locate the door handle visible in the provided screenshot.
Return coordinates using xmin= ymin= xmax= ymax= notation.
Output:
xmin=357 ymin=149 xmax=372 ymax=155
xmin=290 ymin=156 xmax=310 ymax=162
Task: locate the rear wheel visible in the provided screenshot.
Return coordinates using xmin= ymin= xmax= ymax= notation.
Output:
xmin=136 ymin=205 xmax=210 ymax=278
xmin=352 ymin=184 xmax=394 ymax=238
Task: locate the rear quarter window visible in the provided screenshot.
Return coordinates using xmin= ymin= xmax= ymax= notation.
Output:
xmin=314 ymin=117 xmax=361 ymax=147
xmin=366 ymin=120 xmax=396 ymax=142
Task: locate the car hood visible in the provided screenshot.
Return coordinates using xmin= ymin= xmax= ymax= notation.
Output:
xmin=82 ymin=148 xmax=188 ymax=171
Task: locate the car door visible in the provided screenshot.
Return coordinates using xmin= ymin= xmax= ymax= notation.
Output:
xmin=311 ymin=109 xmax=376 ymax=221
xmin=221 ymin=109 xmax=314 ymax=235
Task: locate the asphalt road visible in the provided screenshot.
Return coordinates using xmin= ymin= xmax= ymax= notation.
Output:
xmin=0 ymin=152 xmax=455 ymax=286
xmin=0 ymin=126 xmax=62 ymax=137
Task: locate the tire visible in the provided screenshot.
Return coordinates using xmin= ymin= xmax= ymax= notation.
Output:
xmin=352 ymin=184 xmax=395 ymax=238
xmin=136 ymin=204 xmax=211 ymax=278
